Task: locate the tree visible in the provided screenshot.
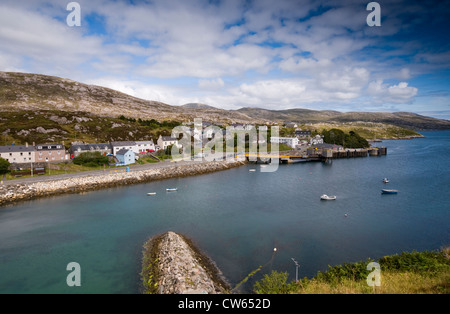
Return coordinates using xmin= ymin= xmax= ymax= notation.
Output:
xmin=0 ymin=157 xmax=11 ymax=174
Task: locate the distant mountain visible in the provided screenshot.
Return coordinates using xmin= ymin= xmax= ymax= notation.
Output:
xmin=236 ymin=107 xmax=450 ymax=130
xmin=182 ymin=103 xmax=218 ymax=110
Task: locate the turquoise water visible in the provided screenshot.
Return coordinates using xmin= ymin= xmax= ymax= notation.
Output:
xmin=0 ymin=131 xmax=449 ymax=293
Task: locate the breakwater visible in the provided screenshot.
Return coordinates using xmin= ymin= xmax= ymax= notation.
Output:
xmin=0 ymin=160 xmax=246 ymax=208
xmin=141 ymin=231 xmax=229 ymax=294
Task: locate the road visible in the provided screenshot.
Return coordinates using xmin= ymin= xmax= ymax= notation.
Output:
xmin=0 ymin=159 xmax=206 ymax=186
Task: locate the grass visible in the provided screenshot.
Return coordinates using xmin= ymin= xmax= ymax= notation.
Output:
xmin=253 ymin=248 xmax=450 ymax=294
xmin=294 ymin=270 xmax=450 ymax=294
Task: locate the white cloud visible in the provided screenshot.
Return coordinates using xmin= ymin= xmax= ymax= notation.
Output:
xmin=0 ymin=0 xmax=444 ymax=114
xmin=367 ymin=80 xmax=418 ymax=104
xmin=0 ymin=4 xmax=103 ymax=77
xmin=198 ymin=78 xmax=225 ymax=90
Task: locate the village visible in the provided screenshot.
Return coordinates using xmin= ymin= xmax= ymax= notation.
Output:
xmin=0 ymin=121 xmax=385 ymax=178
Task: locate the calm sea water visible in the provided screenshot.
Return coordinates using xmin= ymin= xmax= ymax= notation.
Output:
xmin=0 ymin=131 xmax=449 ymax=294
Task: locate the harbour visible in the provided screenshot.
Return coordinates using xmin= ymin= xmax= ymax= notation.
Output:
xmin=0 ymin=131 xmax=449 ymax=293
xmin=245 ymin=146 xmax=387 ymax=164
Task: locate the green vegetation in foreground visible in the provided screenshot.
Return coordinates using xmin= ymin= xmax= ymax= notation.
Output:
xmin=253 ymin=248 xmax=450 ymax=294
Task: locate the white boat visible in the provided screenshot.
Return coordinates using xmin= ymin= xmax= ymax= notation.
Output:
xmin=321 ymin=194 xmax=336 ymax=200
xmin=249 ymin=169 xmax=256 ymax=172
xmin=147 ymin=192 xmax=156 ymax=195
xmin=166 ymin=188 xmax=178 ymax=192
xmin=382 ymin=178 xmax=389 ymax=183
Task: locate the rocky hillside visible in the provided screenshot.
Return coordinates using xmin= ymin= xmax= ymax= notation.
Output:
xmin=0 ymin=72 xmax=259 ymax=124
xmin=236 ymin=108 xmax=450 ymax=130
xmin=1 ymin=71 xmax=449 ymax=138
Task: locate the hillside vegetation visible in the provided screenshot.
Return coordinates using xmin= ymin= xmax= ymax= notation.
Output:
xmin=0 ymin=110 xmax=175 ymax=146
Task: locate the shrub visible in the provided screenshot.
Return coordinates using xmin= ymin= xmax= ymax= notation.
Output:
xmin=253 ymin=271 xmax=297 ymax=294
xmin=0 ymin=157 xmax=11 ymax=174
xmin=73 ymin=152 xmax=109 ymax=167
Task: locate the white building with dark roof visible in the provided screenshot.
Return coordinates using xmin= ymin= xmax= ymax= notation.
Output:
xmin=110 ymin=141 xmax=136 ymax=156
xmin=69 ymin=143 xmax=112 ymax=158
xmin=0 ymin=144 xmax=35 ymax=163
xmin=157 ymin=135 xmax=179 ymax=150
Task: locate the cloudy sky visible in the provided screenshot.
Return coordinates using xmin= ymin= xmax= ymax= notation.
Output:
xmin=1 ymin=0 xmax=449 ymax=119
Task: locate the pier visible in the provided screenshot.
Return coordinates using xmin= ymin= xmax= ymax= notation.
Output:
xmin=244 ymin=146 xmax=386 ymax=164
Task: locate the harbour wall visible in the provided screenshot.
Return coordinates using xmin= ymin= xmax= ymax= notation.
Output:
xmin=0 ymin=160 xmax=246 ymax=208
xmin=141 ymin=231 xmax=229 ymax=294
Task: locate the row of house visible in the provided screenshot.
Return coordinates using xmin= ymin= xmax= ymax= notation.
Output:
xmin=68 ymin=136 xmax=180 ymax=158
xmin=0 ymin=134 xmax=180 ymax=166
xmin=0 ymin=143 xmax=68 ymax=164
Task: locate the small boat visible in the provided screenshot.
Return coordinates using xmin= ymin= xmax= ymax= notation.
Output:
xmin=249 ymin=169 xmax=256 ymax=172
xmin=147 ymin=192 xmax=156 ymax=195
xmin=321 ymin=194 xmax=337 ymax=200
xmin=166 ymin=188 xmax=178 ymax=192
xmin=382 ymin=178 xmax=389 ymax=183
xmin=381 ymin=189 xmax=398 ymax=194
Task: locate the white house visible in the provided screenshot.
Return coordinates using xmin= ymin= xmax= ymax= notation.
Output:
xmin=135 ymin=141 xmax=155 ymax=153
xmin=270 ymin=137 xmax=299 ymax=149
xmin=157 ymin=135 xmax=179 ymax=150
xmin=110 ymin=141 xmax=136 ymax=156
xmin=0 ymin=144 xmax=36 ymax=163
xmin=310 ymin=135 xmax=324 ymax=145
xmin=69 ymin=143 xmax=112 ymax=158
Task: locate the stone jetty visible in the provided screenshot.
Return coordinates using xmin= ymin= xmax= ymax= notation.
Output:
xmin=141 ymin=231 xmax=229 ymax=294
xmin=0 ymin=160 xmax=246 ymax=207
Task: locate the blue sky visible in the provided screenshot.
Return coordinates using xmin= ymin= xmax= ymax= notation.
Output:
xmin=0 ymin=0 xmax=449 ymax=120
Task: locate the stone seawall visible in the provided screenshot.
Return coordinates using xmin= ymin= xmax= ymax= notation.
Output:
xmin=141 ymin=231 xmax=229 ymax=294
xmin=0 ymin=160 xmax=246 ymax=208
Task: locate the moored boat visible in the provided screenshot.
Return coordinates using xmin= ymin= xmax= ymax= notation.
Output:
xmin=321 ymin=194 xmax=336 ymax=200
xmin=166 ymin=188 xmax=178 ymax=192
xmin=147 ymin=192 xmax=156 ymax=195
xmin=381 ymin=189 xmax=398 ymax=194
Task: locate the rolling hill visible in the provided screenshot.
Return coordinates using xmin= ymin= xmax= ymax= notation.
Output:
xmin=1 ymin=71 xmax=449 ymax=147
xmin=235 ymin=107 xmax=450 ymax=130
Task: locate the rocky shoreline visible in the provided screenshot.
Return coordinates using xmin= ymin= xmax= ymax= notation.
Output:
xmin=0 ymin=160 xmax=246 ymax=208
xmin=141 ymin=231 xmax=229 ymax=294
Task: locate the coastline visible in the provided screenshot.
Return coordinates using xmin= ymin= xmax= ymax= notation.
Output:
xmin=0 ymin=159 xmax=246 ymax=208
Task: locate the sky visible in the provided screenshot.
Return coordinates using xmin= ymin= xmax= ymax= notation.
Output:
xmin=0 ymin=0 xmax=449 ymax=120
